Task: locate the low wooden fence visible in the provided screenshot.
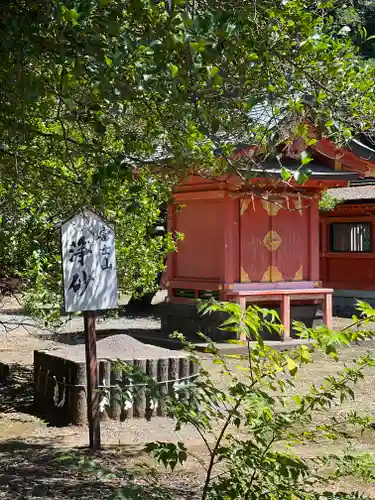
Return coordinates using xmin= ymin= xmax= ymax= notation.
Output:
xmin=34 ymin=350 xmax=198 ymax=425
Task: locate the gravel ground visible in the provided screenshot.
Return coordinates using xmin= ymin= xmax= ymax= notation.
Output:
xmin=0 ymin=297 xmax=198 ymax=444
xmin=50 ymin=333 xmax=187 ymax=361
xmin=0 ymin=295 xmax=375 ymax=499
xmin=0 ymin=295 xmax=204 ymax=499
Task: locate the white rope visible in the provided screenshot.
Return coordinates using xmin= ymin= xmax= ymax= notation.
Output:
xmin=44 ymin=372 xmax=198 ymax=389
xmin=122 ymin=378 xmax=133 ymax=410
xmin=45 ymin=371 xmax=197 ymax=410
xmin=52 ymin=375 xmax=66 ymax=408
xmin=99 ymin=378 xmax=110 ymax=413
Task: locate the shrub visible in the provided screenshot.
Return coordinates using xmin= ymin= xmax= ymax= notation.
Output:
xmin=142 ymin=300 xmax=375 ymax=499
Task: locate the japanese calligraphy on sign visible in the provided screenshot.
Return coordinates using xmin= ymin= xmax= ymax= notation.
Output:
xmin=61 ymin=209 xmax=118 ymax=313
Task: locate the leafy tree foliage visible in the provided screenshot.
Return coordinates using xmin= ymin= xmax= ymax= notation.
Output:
xmin=318 ymin=190 xmax=343 ymax=211
xmin=2 ymin=1 xmax=375 ymax=311
xmin=334 ymin=1 xmax=375 ymax=57
xmin=140 ymin=300 xmax=375 ymax=499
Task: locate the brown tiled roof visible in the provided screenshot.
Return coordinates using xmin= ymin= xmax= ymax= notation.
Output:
xmin=328 ymin=182 xmax=375 ymax=201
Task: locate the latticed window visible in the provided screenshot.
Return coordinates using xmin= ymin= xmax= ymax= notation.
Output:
xmin=330 ymin=222 xmax=372 ymax=253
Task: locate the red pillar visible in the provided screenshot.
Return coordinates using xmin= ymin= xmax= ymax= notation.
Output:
xmin=222 ymin=196 xmax=239 ymax=298
xmin=309 ymin=201 xmax=320 ymax=281
xmin=165 ymin=204 xmax=177 ymax=302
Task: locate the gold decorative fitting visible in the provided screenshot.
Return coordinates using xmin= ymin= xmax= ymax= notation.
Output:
xmin=261 ymin=266 xmax=283 ymax=283
xmin=240 ymin=267 xmax=250 ymax=283
xmin=240 ymin=198 xmax=250 ymax=216
xmin=228 ymin=284 xmax=234 ymax=290
xmin=263 ymin=230 xmax=282 ymax=252
xmin=293 ymin=264 xmax=303 ymax=281
xmin=261 ymin=198 xmax=283 ymax=216
xmin=334 ymin=160 xmax=342 ymax=171
xmin=313 ymin=281 xmax=321 ymax=288
xmin=218 ymin=284 xmax=223 ymax=290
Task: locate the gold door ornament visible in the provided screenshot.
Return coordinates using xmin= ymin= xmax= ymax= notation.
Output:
xmin=261 ymin=266 xmax=283 ymax=282
xmin=240 ymin=267 xmax=250 ymax=283
xmin=293 ymin=264 xmax=303 ymax=281
xmin=263 ymin=230 xmax=282 ymax=252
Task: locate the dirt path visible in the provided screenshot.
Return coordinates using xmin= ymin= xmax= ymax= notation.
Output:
xmin=0 ymin=299 xmax=203 ymax=499
xmin=0 ymin=304 xmax=363 ymax=449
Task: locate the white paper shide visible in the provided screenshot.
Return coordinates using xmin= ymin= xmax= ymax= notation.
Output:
xmin=61 ymin=209 xmax=118 ymax=313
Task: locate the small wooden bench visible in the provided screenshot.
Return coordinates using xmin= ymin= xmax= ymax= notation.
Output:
xmin=226 ymin=287 xmax=333 ymax=340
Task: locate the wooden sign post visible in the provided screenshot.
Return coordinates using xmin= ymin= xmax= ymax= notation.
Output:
xmin=61 ymin=209 xmax=118 ymax=452
xmin=83 ymin=311 xmax=100 ymax=451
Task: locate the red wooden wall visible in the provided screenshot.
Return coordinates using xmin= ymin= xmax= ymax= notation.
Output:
xmin=166 ymin=186 xmax=321 ymax=303
xmin=173 ymin=199 xmax=224 ymax=280
xmin=320 ymin=205 xmax=375 ymax=290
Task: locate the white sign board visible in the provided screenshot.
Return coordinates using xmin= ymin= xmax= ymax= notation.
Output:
xmin=61 ymin=209 xmax=118 ymax=313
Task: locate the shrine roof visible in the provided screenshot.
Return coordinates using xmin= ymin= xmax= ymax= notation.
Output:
xmin=328 ymin=181 xmax=375 ymax=202
xmin=348 ymin=137 xmax=375 ymax=163
xmin=245 ymin=159 xmax=360 ymax=181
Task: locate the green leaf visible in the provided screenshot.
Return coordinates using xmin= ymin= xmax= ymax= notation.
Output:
xmin=325 ymin=344 xmax=338 ymax=361
xmin=235 ymin=365 xmax=250 ymax=372
xmin=293 ymin=394 xmax=302 ymax=406
xmin=301 ymin=151 xmax=313 ymax=165
xmin=287 ymin=356 xmax=298 ymax=376
xmin=300 ymin=345 xmax=312 ymax=363
xmin=211 ymin=118 xmax=220 ymax=134
xmin=208 ymin=66 xmax=220 ymax=77
xmin=281 ymin=167 xmax=292 ymax=181
xmin=189 ymin=40 xmax=206 ymax=52
xmin=213 ymin=358 xmax=224 ymax=365
xmin=79 ymin=459 xmax=96 ymax=472
xmin=294 ymin=169 xmax=312 ymax=184
xmin=105 ymin=56 xmax=113 ymax=66
xmin=64 ymin=8 xmax=80 ymax=26
xmin=225 ymin=339 xmax=247 ymax=345
xmin=213 ymin=74 xmax=223 ymax=86
xmin=62 ymin=97 xmax=77 ymax=111
xmin=168 ymin=64 xmax=179 ymax=77
xmin=99 ymin=0 xmax=113 ymax=7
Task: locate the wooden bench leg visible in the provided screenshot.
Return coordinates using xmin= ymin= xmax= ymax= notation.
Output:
xmin=323 ymin=293 xmax=333 ymax=330
xmin=239 ymin=297 xmax=246 ymax=312
xmin=239 ymin=297 xmax=247 ymax=341
xmin=280 ymin=295 xmax=291 ymax=340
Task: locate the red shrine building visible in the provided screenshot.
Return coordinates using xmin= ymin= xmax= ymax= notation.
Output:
xmin=319 ymin=135 xmax=375 ymax=315
xmin=161 ymin=137 xmax=364 ymax=340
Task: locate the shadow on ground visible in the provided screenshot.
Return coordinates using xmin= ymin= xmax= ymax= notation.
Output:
xmin=0 ymin=367 xmax=199 ymax=498
xmin=0 ymin=365 xmax=73 ymax=428
xmin=119 ymin=303 xmax=165 ymax=320
xmin=0 ymin=365 xmax=69 ymax=426
xmin=0 ymin=440 xmax=198 ymax=499
xmin=0 ymin=364 xmax=34 ymax=414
